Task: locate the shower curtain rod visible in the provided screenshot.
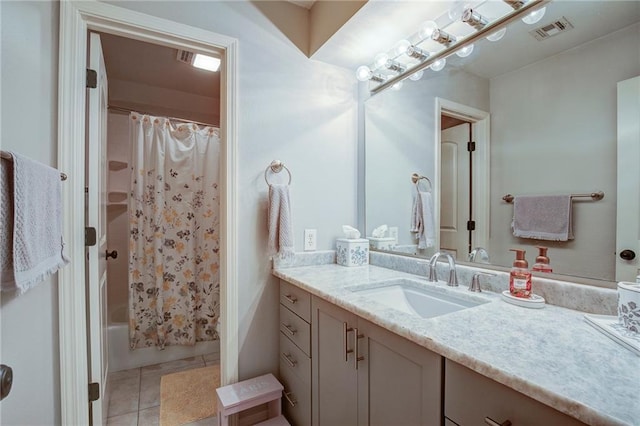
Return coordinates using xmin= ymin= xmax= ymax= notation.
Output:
xmin=107 ymin=105 xmax=218 ymax=128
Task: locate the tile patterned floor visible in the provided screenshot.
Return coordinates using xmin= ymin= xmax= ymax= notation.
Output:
xmin=107 ymin=353 xmax=220 ymax=426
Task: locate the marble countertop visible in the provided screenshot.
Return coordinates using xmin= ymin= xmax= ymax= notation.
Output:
xmin=273 ymin=264 xmax=639 ymax=426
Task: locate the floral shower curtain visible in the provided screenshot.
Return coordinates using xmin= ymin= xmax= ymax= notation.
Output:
xmin=128 ymin=113 xmax=220 ymax=349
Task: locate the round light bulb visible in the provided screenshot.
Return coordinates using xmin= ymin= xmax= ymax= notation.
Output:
xmin=373 ymin=53 xmax=389 ymax=69
xmin=393 ymin=40 xmax=411 ymax=57
xmin=456 ymin=44 xmax=474 ymax=58
xmin=522 ymin=6 xmax=546 ymax=25
xmin=486 ymin=27 xmax=507 ymax=42
xmin=418 ymin=21 xmax=438 ymax=40
xmin=391 ymin=81 xmax=403 ymax=91
xmin=448 ymin=1 xmax=466 ymax=21
xmin=430 ymin=58 xmax=446 ymax=72
xmin=409 ymin=70 xmax=424 ymax=81
xmin=356 ymin=65 xmax=372 ymax=82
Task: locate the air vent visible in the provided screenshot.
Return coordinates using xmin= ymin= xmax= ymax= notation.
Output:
xmin=529 ymin=17 xmax=574 ymax=41
xmin=176 ymin=50 xmax=195 ymax=64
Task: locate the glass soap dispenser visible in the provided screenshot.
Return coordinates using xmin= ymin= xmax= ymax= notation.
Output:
xmin=532 ymin=246 xmax=553 ymax=273
xmin=509 ymin=248 xmax=531 ymax=298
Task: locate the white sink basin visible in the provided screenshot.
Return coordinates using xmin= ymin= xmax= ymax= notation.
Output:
xmin=351 ymin=278 xmax=486 ymax=319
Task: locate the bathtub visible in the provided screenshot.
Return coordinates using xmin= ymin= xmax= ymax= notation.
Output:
xmin=107 ymin=304 xmax=220 ymax=372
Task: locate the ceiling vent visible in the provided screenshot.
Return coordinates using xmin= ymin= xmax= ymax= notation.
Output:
xmin=529 ymin=17 xmax=574 ymax=41
xmin=176 ymin=50 xmax=195 ymax=64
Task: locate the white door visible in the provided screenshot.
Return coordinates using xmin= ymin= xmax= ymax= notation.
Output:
xmin=616 ymin=76 xmax=640 ymax=282
xmin=440 ymin=122 xmax=471 ymax=259
xmin=87 ymin=32 xmax=110 ymax=425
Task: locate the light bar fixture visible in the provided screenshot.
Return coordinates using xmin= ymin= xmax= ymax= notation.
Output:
xmin=356 ymin=0 xmax=550 ymax=94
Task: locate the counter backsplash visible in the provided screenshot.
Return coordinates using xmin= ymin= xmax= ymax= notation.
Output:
xmin=273 ymin=250 xmax=617 ymax=315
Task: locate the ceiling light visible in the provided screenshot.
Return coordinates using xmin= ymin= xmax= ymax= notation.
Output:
xmin=393 ymin=40 xmax=412 ymax=57
xmin=418 ymin=21 xmax=439 ymax=41
xmin=373 ymin=53 xmax=389 ymax=69
xmin=192 ymin=54 xmax=221 ymax=72
xmin=355 ymin=65 xmax=386 ymax=83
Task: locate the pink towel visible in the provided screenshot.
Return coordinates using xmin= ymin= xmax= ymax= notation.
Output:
xmin=511 ymin=195 xmax=574 ymax=241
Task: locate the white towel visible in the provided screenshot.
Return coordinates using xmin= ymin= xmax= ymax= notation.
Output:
xmin=267 ymin=184 xmax=294 ymax=259
xmin=511 ymin=195 xmax=574 ymax=241
xmin=410 ymin=190 xmax=435 ymax=249
xmin=0 ymin=152 xmax=69 ymax=294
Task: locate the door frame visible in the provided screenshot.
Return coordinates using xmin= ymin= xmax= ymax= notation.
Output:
xmin=58 ymin=1 xmax=239 ymax=424
xmin=434 ymin=98 xmax=490 ymax=255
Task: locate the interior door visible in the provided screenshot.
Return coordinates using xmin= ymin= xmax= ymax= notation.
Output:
xmin=87 ymin=32 xmax=109 ymax=425
xmin=440 ymin=122 xmax=471 ymax=259
xmin=616 ymin=76 xmax=640 ymax=282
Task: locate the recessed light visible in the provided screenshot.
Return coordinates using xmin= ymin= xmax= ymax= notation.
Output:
xmin=192 ymin=54 xmax=221 ymax=72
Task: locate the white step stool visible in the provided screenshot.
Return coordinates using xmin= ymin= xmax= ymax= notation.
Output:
xmin=215 ymin=373 xmax=291 ymax=426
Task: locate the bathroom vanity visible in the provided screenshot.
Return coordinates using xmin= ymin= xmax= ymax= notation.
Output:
xmin=273 ymin=263 xmax=638 ymax=426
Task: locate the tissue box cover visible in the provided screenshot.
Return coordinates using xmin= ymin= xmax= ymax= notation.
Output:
xmin=336 ymin=238 xmax=369 ymax=267
xmin=368 ymin=237 xmax=396 ymax=251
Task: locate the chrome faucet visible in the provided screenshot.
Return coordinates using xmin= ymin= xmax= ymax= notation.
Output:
xmin=468 ymin=271 xmax=496 ymax=292
xmin=468 ymin=247 xmax=490 ymax=264
xmin=428 ymin=252 xmax=458 ymax=286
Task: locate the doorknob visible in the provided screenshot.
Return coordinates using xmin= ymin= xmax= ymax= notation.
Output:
xmin=620 ymin=249 xmax=636 ymax=261
xmin=1 ymin=364 xmax=13 ymax=401
xmin=106 ymin=250 xmax=118 ymax=260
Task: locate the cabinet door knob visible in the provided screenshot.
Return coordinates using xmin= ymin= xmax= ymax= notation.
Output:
xmin=620 ymin=249 xmax=636 ymax=261
xmin=484 ymin=417 xmax=512 ymax=426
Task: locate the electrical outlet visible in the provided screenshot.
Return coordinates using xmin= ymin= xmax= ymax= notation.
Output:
xmin=304 ymin=229 xmax=317 ymax=251
xmin=389 ymin=226 xmax=399 ymax=243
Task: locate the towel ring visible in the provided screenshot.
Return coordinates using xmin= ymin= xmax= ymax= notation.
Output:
xmin=411 ymin=173 xmax=432 ymax=192
xmin=264 ymin=160 xmax=292 ymax=186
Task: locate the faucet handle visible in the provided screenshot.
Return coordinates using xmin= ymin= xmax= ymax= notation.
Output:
xmin=469 ymin=272 xmax=496 ymax=292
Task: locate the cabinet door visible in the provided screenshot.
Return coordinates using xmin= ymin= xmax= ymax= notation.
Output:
xmin=312 ymin=297 xmax=359 ymax=426
xmin=357 ymin=319 xmax=443 ymax=426
xmin=445 ymin=360 xmax=587 ymax=426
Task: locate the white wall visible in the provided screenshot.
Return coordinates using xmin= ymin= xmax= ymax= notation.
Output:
xmin=489 ymin=24 xmax=640 ymax=280
xmin=0 ymin=1 xmax=61 ymax=424
xmin=102 ymin=0 xmax=359 ymax=379
xmin=365 ymin=70 xmax=489 ymax=248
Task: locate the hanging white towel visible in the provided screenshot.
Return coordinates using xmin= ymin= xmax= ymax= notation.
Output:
xmin=410 ymin=190 xmax=435 ymax=249
xmin=511 ymin=195 xmax=574 ymax=241
xmin=267 ymin=184 xmax=294 ymax=259
xmin=0 ymin=152 xmax=69 ymax=294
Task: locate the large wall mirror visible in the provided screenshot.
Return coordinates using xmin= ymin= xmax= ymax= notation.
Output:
xmin=364 ymin=0 xmax=639 ymax=284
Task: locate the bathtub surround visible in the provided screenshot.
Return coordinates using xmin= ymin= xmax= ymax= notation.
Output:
xmin=129 ymin=114 xmax=221 ymax=349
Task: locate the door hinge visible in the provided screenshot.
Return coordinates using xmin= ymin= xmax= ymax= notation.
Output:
xmin=467 ymin=141 xmax=476 ymax=152
xmin=88 ymin=382 xmax=100 ymax=402
xmin=85 ymin=227 xmax=97 ymax=246
xmin=86 ymin=69 xmax=97 ymax=89
xmin=467 ymin=220 xmax=476 ymax=231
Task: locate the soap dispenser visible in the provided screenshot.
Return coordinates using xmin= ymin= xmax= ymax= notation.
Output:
xmin=509 ymin=249 xmax=531 ymax=298
xmin=532 ymin=246 xmax=553 ymax=273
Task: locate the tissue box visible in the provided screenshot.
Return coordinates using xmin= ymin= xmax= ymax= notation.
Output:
xmin=367 ymin=237 xmax=396 ymax=251
xmin=336 ymin=238 xmax=369 ymax=267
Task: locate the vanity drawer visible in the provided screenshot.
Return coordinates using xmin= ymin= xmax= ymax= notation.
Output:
xmin=279 ymin=357 xmax=311 ymax=426
xmin=445 ymin=360 xmax=587 ymax=426
xmin=280 ymin=304 xmax=311 ymax=357
xmin=280 ymin=280 xmax=311 ymax=323
xmin=279 ymin=332 xmax=311 ymax=386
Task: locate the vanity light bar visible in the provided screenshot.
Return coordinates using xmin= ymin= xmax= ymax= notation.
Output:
xmin=370 ymin=0 xmax=550 ymax=94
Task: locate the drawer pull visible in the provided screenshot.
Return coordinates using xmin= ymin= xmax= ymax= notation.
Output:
xmin=284 ymin=294 xmax=297 ymax=304
xmin=281 ymin=352 xmax=297 ymax=367
xmin=484 ymin=417 xmax=512 ymax=426
xmin=282 ymin=323 xmax=297 ymax=336
xmin=284 ymin=391 xmax=298 ymax=407
xmin=343 ymin=322 xmax=354 ymax=362
xmin=354 ymin=328 xmax=365 ymax=370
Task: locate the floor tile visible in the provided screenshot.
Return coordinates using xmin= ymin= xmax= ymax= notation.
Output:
xmin=137 ymin=406 xmax=160 ymax=426
xmin=203 ymin=352 xmax=220 ymax=366
xmin=183 ymin=415 xmax=217 ymax=426
xmin=106 ymin=412 xmax=138 ymax=426
xmin=139 ymin=374 xmax=162 ymax=410
xmin=109 ymin=367 xmax=141 ymax=383
xmin=108 ymin=376 xmax=140 ymax=417
xmin=141 ymin=356 xmax=206 ymax=377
